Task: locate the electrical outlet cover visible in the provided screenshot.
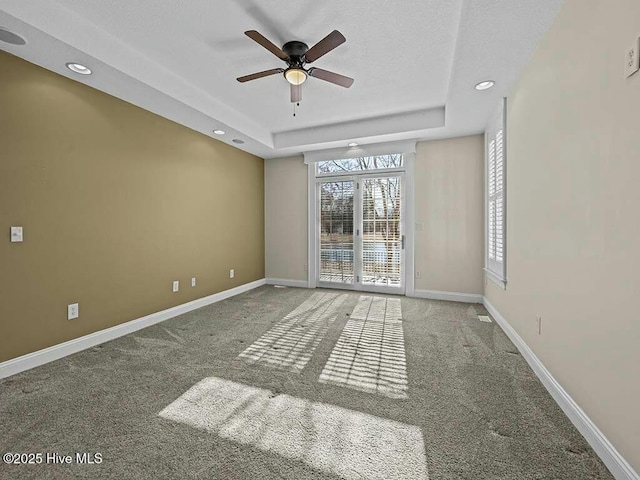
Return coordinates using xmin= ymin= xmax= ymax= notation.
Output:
xmin=10 ymin=226 xmax=23 ymax=242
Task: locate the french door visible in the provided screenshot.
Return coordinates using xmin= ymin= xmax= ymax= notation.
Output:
xmin=317 ymin=173 xmax=405 ymax=294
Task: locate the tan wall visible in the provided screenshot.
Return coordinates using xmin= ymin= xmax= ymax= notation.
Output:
xmin=264 ymin=156 xmax=308 ymax=282
xmin=0 ymin=52 xmax=265 ymax=363
xmin=414 ymin=136 xmax=484 ymax=294
xmin=485 ymin=0 xmax=640 ymax=471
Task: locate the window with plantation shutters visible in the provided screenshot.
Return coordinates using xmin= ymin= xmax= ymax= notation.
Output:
xmin=485 ymin=99 xmax=506 ymax=286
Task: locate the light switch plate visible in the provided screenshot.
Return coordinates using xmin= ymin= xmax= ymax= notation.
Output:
xmin=10 ymin=226 xmax=23 ymax=242
xmin=172 ymin=280 xmax=179 ymax=292
xmin=191 ymin=277 xmax=196 ymax=287
xmin=625 ymin=37 xmax=640 ymax=78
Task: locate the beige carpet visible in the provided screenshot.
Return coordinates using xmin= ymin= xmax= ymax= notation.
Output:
xmin=0 ymin=286 xmax=614 ymax=479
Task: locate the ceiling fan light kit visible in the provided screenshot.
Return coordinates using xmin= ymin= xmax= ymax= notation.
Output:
xmin=238 ymin=30 xmax=353 ymax=108
xmin=285 ymin=68 xmax=307 ymax=85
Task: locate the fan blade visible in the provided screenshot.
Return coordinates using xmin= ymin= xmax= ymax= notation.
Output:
xmin=245 ymin=30 xmax=288 ymax=60
xmin=237 ymin=68 xmax=284 ymax=83
xmin=304 ymin=30 xmax=346 ymax=63
xmin=308 ymin=67 xmax=354 ymax=88
xmin=291 ymin=83 xmax=302 ymax=103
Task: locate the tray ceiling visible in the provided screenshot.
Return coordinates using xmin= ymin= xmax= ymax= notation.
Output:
xmin=0 ymin=0 xmax=563 ymax=158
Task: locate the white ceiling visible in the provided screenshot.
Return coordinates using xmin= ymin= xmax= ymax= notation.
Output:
xmin=0 ymin=1 xmax=564 ymax=158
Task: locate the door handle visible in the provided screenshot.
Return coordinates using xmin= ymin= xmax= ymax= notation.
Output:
xmin=401 ymin=235 xmax=405 ymax=250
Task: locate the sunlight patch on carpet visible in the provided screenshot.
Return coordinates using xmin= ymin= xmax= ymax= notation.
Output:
xmin=319 ymin=296 xmax=408 ymax=399
xmin=159 ymin=377 xmax=428 ymax=480
xmin=238 ymin=292 xmax=347 ymax=372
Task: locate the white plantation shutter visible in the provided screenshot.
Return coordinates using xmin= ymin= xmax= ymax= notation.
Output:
xmin=486 ymin=99 xmax=506 ymax=284
xmin=488 ymin=139 xmax=496 ymax=260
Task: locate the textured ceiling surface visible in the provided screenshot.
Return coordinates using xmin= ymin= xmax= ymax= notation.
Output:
xmin=0 ymin=1 xmax=564 ymax=158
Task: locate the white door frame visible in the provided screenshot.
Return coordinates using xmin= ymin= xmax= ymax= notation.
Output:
xmin=315 ymin=174 xmax=357 ymax=291
xmin=307 ymin=152 xmax=415 ymax=296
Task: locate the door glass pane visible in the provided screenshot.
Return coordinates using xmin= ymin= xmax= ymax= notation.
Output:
xmin=361 ymin=176 xmax=401 ymax=287
xmin=320 ymin=180 xmax=354 ymax=284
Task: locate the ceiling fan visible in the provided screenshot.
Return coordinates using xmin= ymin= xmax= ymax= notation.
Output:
xmin=237 ymin=30 xmax=354 ymax=104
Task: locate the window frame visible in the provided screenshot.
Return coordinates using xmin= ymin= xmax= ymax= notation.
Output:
xmin=485 ymin=98 xmax=507 ymax=289
xmin=315 ymin=155 xmax=405 ymax=177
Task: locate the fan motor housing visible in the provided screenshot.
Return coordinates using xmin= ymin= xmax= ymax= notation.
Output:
xmin=282 ymin=41 xmax=309 ymax=62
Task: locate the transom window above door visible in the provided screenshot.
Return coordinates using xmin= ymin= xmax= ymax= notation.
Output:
xmin=317 ymin=154 xmax=403 ymax=176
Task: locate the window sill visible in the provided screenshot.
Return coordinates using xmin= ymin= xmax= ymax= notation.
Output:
xmin=484 ymin=268 xmax=507 ymax=290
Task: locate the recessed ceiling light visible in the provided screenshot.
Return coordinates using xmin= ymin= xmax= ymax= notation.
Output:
xmin=475 ymin=80 xmax=495 ymax=91
xmin=213 ymin=129 xmax=225 ymax=135
xmin=232 ymin=139 xmax=245 ymax=144
xmin=0 ymin=27 xmax=27 ymax=46
xmin=348 ymin=142 xmax=359 ymax=147
xmin=66 ymin=63 xmax=92 ymax=75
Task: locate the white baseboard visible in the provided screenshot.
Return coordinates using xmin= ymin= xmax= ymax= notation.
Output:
xmin=483 ymin=297 xmax=639 ymax=480
xmin=0 ymin=278 xmax=266 ymax=380
xmin=412 ymin=289 xmax=483 ymax=304
xmin=265 ymin=278 xmax=309 ymax=288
